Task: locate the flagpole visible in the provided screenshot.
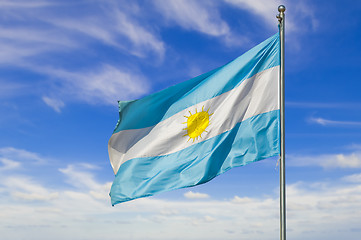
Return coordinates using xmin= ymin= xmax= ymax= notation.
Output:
xmin=277 ymin=5 xmax=286 ymax=240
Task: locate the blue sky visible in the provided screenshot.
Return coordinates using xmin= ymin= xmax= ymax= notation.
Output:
xmin=1 ymin=0 xmax=361 ymax=239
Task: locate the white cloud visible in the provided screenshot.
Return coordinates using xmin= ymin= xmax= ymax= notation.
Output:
xmin=0 ymin=158 xmax=20 ymax=171
xmin=0 ymin=1 xmax=165 ymax=66
xmin=224 ymin=0 xmax=319 ymax=33
xmin=0 ymin=1 xmax=164 ymax=111
xmin=89 ymin=182 xmax=112 ymax=200
xmin=0 ymin=26 xmax=79 ymax=65
xmin=2 ymin=61 xmax=150 ymax=109
xmin=333 ymin=153 xmax=361 ymax=168
xmin=288 ymin=152 xmax=361 ymax=169
xmin=0 ymin=147 xmax=47 ymax=164
xmin=112 ymin=8 xmax=165 ymax=58
xmin=153 ymin=0 xmax=230 ymax=37
xmin=288 ymin=1 xmax=319 ymax=31
xmin=286 ymin=181 xmax=361 ymax=238
xmin=184 ymin=191 xmax=210 ymax=199
xmin=309 ymin=117 xmax=361 ymax=127
xmin=286 ymin=101 xmax=361 ymax=109
xmin=46 ymin=8 xmax=165 ymax=59
xmin=68 ymin=65 xmax=149 ymax=104
xmin=0 ymin=0 xmax=52 ymax=8
xmin=59 ymin=164 xmax=103 ymax=190
xmin=42 ymin=96 xmax=65 ymax=113
xmin=153 ymin=0 xmax=251 ymax=49
xmin=12 ymin=191 xmax=59 ymax=201
xmin=38 ymin=64 xmax=150 ymax=106
xmin=59 ymin=163 xmax=112 ymax=201
xmin=204 ymin=215 xmax=216 ymax=222
xmin=224 ymin=0 xmax=283 ymax=29
xmin=3 ymin=176 xmax=59 ymax=201
xmin=231 ymin=196 xmax=254 ymax=204
xmin=342 ymin=173 xmax=361 ymax=183
xmin=1 ymin=157 xmax=361 ymax=240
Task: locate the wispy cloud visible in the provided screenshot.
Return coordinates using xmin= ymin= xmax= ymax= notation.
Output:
xmin=0 ymin=158 xmax=20 ymax=171
xmin=231 ymin=196 xmax=254 ymax=204
xmin=285 ymin=181 xmax=361 ymax=238
xmin=42 ymin=96 xmax=65 ymax=113
xmin=3 ymin=176 xmax=59 ymax=201
xmin=224 ymin=0 xmax=319 ymax=33
xmin=0 ymin=0 xmax=53 ymax=8
xmin=45 ymin=5 xmax=165 ymax=59
xmin=59 ymin=163 xmax=112 ymax=201
xmin=59 ymin=164 xmax=103 ymax=190
xmin=0 ymin=60 xmax=150 ymax=112
xmin=0 ymin=23 xmax=78 ymax=65
xmin=342 ymin=173 xmax=361 ymax=183
xmin=37 ymin=64 xmax=150 ymax=107
xmin=288 ymin=152 xmax=361 ymax=169
xmin=0 ymin=147 xmax=47 ymax=165
xmin=111 ymin=7 xmax=165 ymax=58
xmin=287 ymin=101 xmax=361 ymax=109
xmin=184 ymin=191 xmax=210 ymax=199
xmin=153 ymin=0 xmax=229 ymax=37
xmin=309 ymin=117 xmax=361 ymax=127
xmin=153 ymin=0 xmax=252 ymax=48
xmin=224 ymin=0 xmax=283 ymax=29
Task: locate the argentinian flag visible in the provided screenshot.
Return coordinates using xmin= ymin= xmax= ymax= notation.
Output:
xmin=109 ymin=33 xmax=280 ymax=205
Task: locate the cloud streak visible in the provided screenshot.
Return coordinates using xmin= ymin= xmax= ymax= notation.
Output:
xmin=288 ymin=152 xmax=361 ymax=169
xmin=309 ymin=117 xmax=361 ymax=127
xmin=287 ymin=101 xmax=361 ymax=109
xmin=224 ymin=0 xmax=283 ymax=29
xmin=152 ymin=0 xmax=251 ymax=48
xmin=0 ymin=0 xmax=52 ymax=8
xmin=38 ymin=64 xmax=150 ymax=107
xmin=0 ymin=147 xmax=47 ymax=165
xmin=0 ymin=158 xmax=20 ymax=171
xmin=42 ymin=96 xmax=65 ymax=113
xmin=4 ymin=176 xmax=59 ymax=201
xmin=45 ymin=4 xmax=165 ymax=59
xmin=224 ymin=0 xmax=319 ymax=33
xmin=342 ymin=173 xmax=361 ymax=183
xmin=153 ymin=0 xmax=229 ymax=37
xmin=184 ymin=191 xmax=210 ymax=199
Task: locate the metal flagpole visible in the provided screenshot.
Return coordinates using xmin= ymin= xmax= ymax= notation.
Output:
xmin=277 ymin=5 xmax=286 ymax=240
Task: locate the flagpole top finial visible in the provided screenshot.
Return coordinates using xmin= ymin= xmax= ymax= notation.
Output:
xmin=278 ymin=5 xmax=286 ymax=13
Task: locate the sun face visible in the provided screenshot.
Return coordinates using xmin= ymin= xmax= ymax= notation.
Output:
xmin=183 ymin=106 xmax=213 ymax=142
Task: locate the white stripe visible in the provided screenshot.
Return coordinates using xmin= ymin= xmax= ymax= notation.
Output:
xmin=109 ymin=66 xmax=279 ymax=174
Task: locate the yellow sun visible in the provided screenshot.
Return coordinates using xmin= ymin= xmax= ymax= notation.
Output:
xmin=183 ymin=106 xmax=213 ymax=142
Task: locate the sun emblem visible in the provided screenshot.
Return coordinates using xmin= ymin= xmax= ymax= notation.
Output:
xmin=183 ymin=106 xmax=213 ymax=142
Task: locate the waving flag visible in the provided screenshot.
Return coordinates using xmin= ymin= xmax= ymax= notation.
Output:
xmin=108 ymin=33 xmax=280 ymax=205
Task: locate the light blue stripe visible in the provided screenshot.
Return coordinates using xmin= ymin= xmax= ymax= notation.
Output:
xmin=110 ymin=110 xmax=279 ymax=205
xmin=113 ymin=33 xmax=279 ymax=132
